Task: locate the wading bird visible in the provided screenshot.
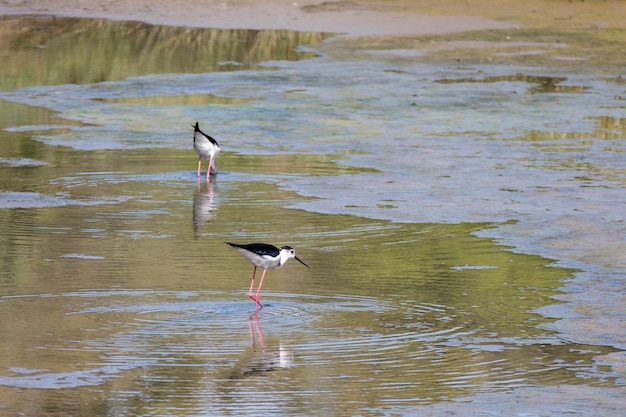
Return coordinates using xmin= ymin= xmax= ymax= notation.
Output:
xmin=225 ymin=242 xmax=309 ymax=308
xmin=192 ymin=121 xmax=220 ymax=178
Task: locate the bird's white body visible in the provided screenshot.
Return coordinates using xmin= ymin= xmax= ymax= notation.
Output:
xmin=232 ymin=245 xmax=295 ymax=269
xmin=193 ymin=122 xmax=220 ymax=176
xmin=225 ymin=242 xmax=309 ymax=308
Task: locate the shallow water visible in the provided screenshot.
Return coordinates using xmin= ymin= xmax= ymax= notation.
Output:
xmin=0 ymin=15 xmax=625 ymax=416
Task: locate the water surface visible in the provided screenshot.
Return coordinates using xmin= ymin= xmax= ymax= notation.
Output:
xmin=0 ymin=14 xmax=624 ymax=416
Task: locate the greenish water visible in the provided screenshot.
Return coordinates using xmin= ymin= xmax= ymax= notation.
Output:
xmin=0 ymin=14 xmax=624 ymax=417
xmin=0 ymin=15 xmax=328 ymax=91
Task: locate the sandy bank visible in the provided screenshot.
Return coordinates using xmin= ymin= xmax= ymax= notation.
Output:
xmin=1 ymin=0 xmax=625 ymax=38
xmin=1 ymin=0 xmax=518 ymax=36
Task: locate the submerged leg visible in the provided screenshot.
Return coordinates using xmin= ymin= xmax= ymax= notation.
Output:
xmin=207 ymin=156 xmax=214 ymax=178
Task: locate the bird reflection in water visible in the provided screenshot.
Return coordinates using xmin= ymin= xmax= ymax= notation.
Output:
xmin=193 ymin=177 xmax=218 ymax=237
xmin=222 ymin=312 xmax=294 ymax=380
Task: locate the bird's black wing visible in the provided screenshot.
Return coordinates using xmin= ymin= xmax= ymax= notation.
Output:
xmin=193 ymin=122 xmax=219 ymax=147
xmin=225 ymin=242 xmax=279 ymax=257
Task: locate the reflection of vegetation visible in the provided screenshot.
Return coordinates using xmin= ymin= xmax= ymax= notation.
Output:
xmin=0 ymin=15 xmax=329 ymax=91
xmin=92 ymin=94 xmax=257 ymax=105
xmin=435 ymin=74 xmax=566 ymax=86
xmin=520 ymin=116 xmax=625 ymax=143
xmin=596 ymin=116 xmax=625 ymax=140
xmin=305 ymin=217 xmax=572 ymax=339
xmin=0 ymin=98 xmax=79 ymax=131
xmin=434 ymin=74 xmax=592 ymax=94
xmin=326 ymin=27 xmax=626 ymax=73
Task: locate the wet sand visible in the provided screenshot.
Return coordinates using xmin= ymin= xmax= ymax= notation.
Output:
xmin=0 ymin=0 xmax=507 ymax=36
xmin=2 ymin=0 xmax=625 ymax=36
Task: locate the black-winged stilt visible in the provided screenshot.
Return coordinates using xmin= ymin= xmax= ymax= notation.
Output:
xmin=192 ymin=121 xmax=220 ymax=178
xmin=225 ymin=242 xmax=309 ymax=308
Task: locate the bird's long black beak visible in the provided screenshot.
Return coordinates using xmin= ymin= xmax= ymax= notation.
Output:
xmin=295 ymin=256 xmax=310 ymax=268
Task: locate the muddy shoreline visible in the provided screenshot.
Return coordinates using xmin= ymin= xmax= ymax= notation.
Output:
xmin=1 ymin=0 xmax=625 ymax=36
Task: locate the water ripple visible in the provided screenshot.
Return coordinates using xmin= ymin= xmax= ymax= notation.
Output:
xmin=0 ymin=287 xmax=615 ymax=412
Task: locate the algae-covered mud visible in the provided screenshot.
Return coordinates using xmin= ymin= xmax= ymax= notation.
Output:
xmin=0 ymin=12 xmax=625 ymax=417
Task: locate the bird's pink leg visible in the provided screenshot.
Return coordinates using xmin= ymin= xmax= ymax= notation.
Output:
xmin=197 ymin=158 xmax=202 ymax=177
xmin=207 ymin=156 xmax=214 ymax=178
xmin=248 ymin=266 xmax=257 ymax=302
xmin=254 ymin=269 xmax=268 ymax=309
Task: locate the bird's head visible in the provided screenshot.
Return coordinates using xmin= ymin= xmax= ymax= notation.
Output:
xmin=279 ymin=246 xmax=309 ymax=268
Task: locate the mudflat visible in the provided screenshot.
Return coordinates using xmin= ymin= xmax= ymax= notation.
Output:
xmin=1 ymin=0 xmax=625 ymax=36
